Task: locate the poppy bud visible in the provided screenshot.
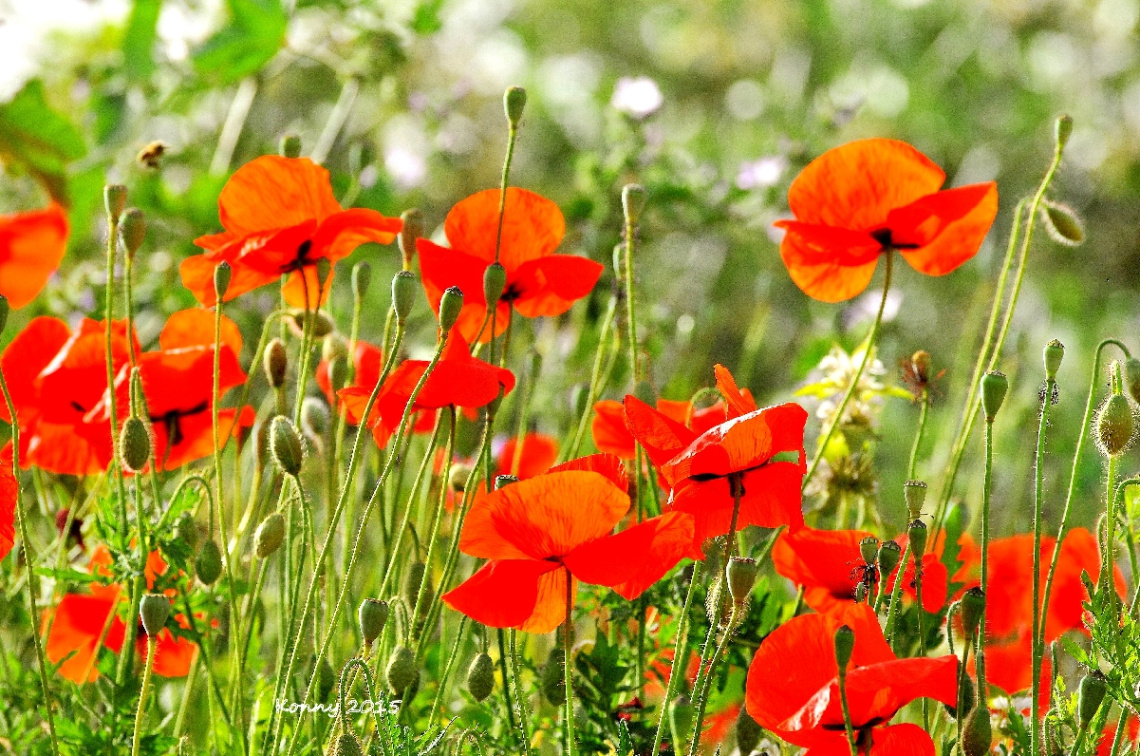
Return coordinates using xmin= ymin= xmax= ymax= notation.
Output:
xmin=438 ymin=286 xmax=464 ymax=331
xmin=961 ymin=705 xmax=992 ymax=756
xmin=466 ymin=652 xmax=495 ymax=702
xmin=312 ymin=655 xmax=336 ymax=702
xmin=139 ymin=593 xmax=171 ymax=637
xmin=104 ymin=184 xmax=128 ymax=222
xmin=622 ymin=184 xmax=648 ymax=226
xmin=285 ymin=309 xmax=336 ymax=339
xmin=120 ymin=415 xmax=152 ymax=473
xmin=399 ymin=209 xmax=424 ymax=268
xmin=403 ymin=561 xmax=427 ymax=609
xmin=328 ymin=357 xmax=349 ymax=394
xmin=254 ymin=512 xmax=286 ymax=558
xmin=322 ymin=334 xmax=348 ymax=364
xmin=1041 ymin=199 xmax=1085 ymax=246
xmin=386 ymin=644 xmax=417 ymax=692
xmin=1095 ymin=393 xmax=1135 ymax=458
xmin=214 ymin=261 xmax=232 ymax=300
xmin=540 ymin=647 xmax=565 ymax=703
xmin=726 ymin=557 xmax=759 ymax=604
xmin=270 ymin=416 xmax=304 ymax=477
xmin=330 ymin=732 xmax=364 ymax=756
xmin=120 ymin=208 xmax=146 ymax=257
xmin=0 ymin=295 xmax=7 ymax=335
xmin=669 ymin=695 xmax=696 ymax=748
xmin=908 ymin=518 xmax=928 ymax=560
xmin=196 ymin=539 xmax=223 ymax=585
xmin=301 ymin=397 xmax=330 ymax=439
xmin=279 ymin=134 xmax=302 ymax=158
xmin=947 ymin=675 xmax=975 ymax=719
xmin=504 ymin=86 xmax=527 ymax=128
xmin=877 ymin=540 xmax=902 ymax=576
xmin=980 ymin=371 xmax=1008 ymax=423
xmin=264 ymin=338 xmax=288 ymax=389
xmin=904 ymin=479 xmax=927 ymax=519
xmin=735 ymin=706 xmax=764 ymax=756
xmin=254 ymin=418 xmax=272 ymax=470
xmin=834 ymin=625 xmax=855 ymax=672
xmin=483 ymin=262 xmax=507 ymax=304
xmin=174 ymin=512 xmax=199 ymax=552
xmin=495 ymin=474 xmax=518 ymax=489
xmin=352 ymin=261 xmax=372 ymax=301
xmin=1055 ymin=114 xmax=1073 ymax=151
xmin=1078 ymin=671 xmax=1107 ymax=727
xmin=1043 ymin=339 xmax=1065 ymax=381
xmin=449 ymin=463 xmax=472 ymax=492
xmin=961 ymin=587 xmax=985 ymax=638
xmin=1124 ymin=358 xmax=1140 ymax=406
xmin=358 ymin=598 xmax=389 ymax=646
xmin=859 ymin=535 xmax=879 ymax=565
xmin=392 ymin=271 xmax=417 ymax=323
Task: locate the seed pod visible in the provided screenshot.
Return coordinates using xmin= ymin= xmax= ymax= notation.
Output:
xmin=328 ymin=357 xmax=349 ymax=394
xmin=352 ymin=261 xmax=372 ymax=301
xmin=961 ymin=587 xmax=985 ymax=638
xmin=854 ymin=582 xmax=867 ymax=603
xmin=1095 ymin=393 xmax=1135 ymax=457
xmin=904 ymin=480 xmax=927 ymax=519
xmin=196 ymin=539 xmax=223 ymax=585
xmin=104 ymin=185 xmax=128 ymax=222
xmin=270 ymin=416 xmax=304 ymax=477
xmin=438 ymin=286 xmax=464 ymax=331
xmin=254 ymin=512 xmax=286 ymax=558
xmin=834 ymin=625 xmax=855 ymax=671
xmin=908 ymin=519 xmax=929 ymax=560
xmin=1055 ymin=114 xmax=1073 ymax=150
xmin=120 ymin=416 xmax=152 ymax=473
xmin=1078 ymin=671 xmax=1107 ymax=727
xmin=504 ymin=86 xmax=527 ymax=127
xmin=466 ymin=652 xmax=495 ymax=702
xmin=859 ymin=536 xmax=879 ymax=565
xmin=877 ymin=540 xmax=902 ymax=576
xmin=284 ymin=309 xmax=336 ymax=339
xmin=540 ymin=647 xmax=565 ymax=704
xmin=669 ymin=695 xmax=695 ymax=749
xmin=726 ymin=557 xmax=759 ymax=604
xmin=392 ymin=271 xmax=417 ymax=322
xmin=301 ymin=397 xmax=330 ymax=438
xmin=495 ymin=474 xmax=519 ymax=489
xmin=279 ymin=134 xmax=302 ymax=158
xmin=483 ymin=262 xmax=507 ymax=304
xmin=264 ymin=338 xmax=288 ymax=389
xmin=961 ymin=705 xmax=992 ymax=756
xmin=398 ymin=209 xmax=424 ymax=267
xmin=735 ymin=706 xmax=764 ymax=756
xmin=1041 ymin=199 xmax=1085 ymax=246
xmin=1043 ymin=339 xmax=1065 ymax=381
xmin=329 ymin=732 xmax=364 ymax=756
xmin=980 ymin=371 xmax=1008 ymax=423
xmin=358 ymin=598 xmax=389 ymax=646
xmin=386 ymin=645 xmax=417 ymax=693
xmin=448 ymin=463 xmax=473 ymax=493
xmin=622 ymin=184 xmax=648 ymax=226
xmin=214 ymin=261 xmax=232 ymax=300
xmin=139 ymin=593 xmax=171 ymax=637
xmin=120 ymin=208 xmax=146 ymax=257
xmin=174 ymin=513 xmax=199 ymax=552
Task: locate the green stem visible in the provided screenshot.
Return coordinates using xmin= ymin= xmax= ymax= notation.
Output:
xmin=131 ymin=638 xmax=157 ymax=756
xmin=565 ymin=296 xmax=619 ymax=460
xmin=882 ymin=543 xmax=912 ymax=641
xmin=688 ymin=602 xmax=741 ymax=756
xmin=837 ymin=666 xmax=858 ymax=756
xmin=979 ymin=417 xmax=993 ymax=704
xmin=563 ymin=570 xmax=576 ymax=756
xmin=650 ymin=560 xmax=702 ymax=756
xmin=507 ymin=629 xmax=531 ymax=756
xmin=430 ymin=616 xmax=469 ymax=724
xmin=1031 ymin=379 xmax=1055 ymax=754
xmin=907 ymin=394 xmax=930 ymax=481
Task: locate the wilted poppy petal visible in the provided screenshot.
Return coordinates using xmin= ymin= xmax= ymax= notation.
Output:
xmin=444 ymin=188 xmax=565 ymax=271
xmin=216 ymin=156 xmax=342 ymax=234
xmin=562 ymin=511 xmax=693 ymax=599
xmin=623 ymin=395 xmax=697 ymax=471
xmin=510 ymin=254 xmax=604 ymax=319
xmin=0 ymin=202 xmax=68 ymax=309
xmin=592 ymin=400 xmax=636 ymax=459
xmin=442 ymin=559 xmax=560 ymax=629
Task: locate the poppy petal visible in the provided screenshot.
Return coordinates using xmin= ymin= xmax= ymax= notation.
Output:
xmin=416 ymin=238 xmax=504 ymax=342
xmin=0 ymin=447 xmax=15 ymax=561
xmin=0 ymin=316 xmax=71 ymax=424
xmin=713 ymin=364 xmax=757 ymax=418
xmin=179 ymin=251 xmax=277 ymax=306
xmin=547 ymin=453 xmax=629 ymax=492
xmin=777 ymin=223 xmax=881 ymax=302
xmin=522 ymin=566 xmax=575 ymax=634
xmin=0 ymin=202 xmax=68 ymax=309
xmin=497 ymin=433 xmax=559 ymax=479
xmin=158 ymin=309 xmax=243 ymax=355
xmin=137 ymin=628 xmax=196 ymax=677
xmin=509 ymin=254 xmax=604 ymax=319
xmin=310 ymin=208 xmax=401 ymax=262
xmin=216 ymin=156 xmax=342 ymax=234
xmin=282 ymin=265 xmax=334 ymax=309
xmin=867 ymin=724 xmax=937 ymax=756
xmin=623 ymin=395 xmax=697 ymax=470
xmin=442 ymin=558 xmax=560 ymax=629
xmin=592 ymin=400 xmax=636 ymax=459
xmin=891 ymin=182 xmax=998 ymax=276
xmin=562 ymin=511 xmax=693 ymax=599
xmin=444 ymin=188 xmax=565 ymax=272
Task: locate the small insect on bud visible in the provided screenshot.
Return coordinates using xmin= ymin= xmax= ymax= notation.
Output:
xmin=735 ymin=706 xmax=764 ymax=756
xmin=254 ymin=512 xmax=286 ymax=558
xmin=1055 ymin=114 xmax=1073 ymax=151
xmin=352 ymin=261 xmax=372 ymax=301
xmin=859 ymin=536 xmax=879 ymax=565
xmin=495 ymin=474 xmax=519 ymax=490
xmin=449 ymin=463 xmax=473 ymax=492
xmin=1041 ymin=199 xmax=1085 ymax=247
xmin=104 ymin=185 xmax=128 ymax=222
xmin=301 ymin=397 xmax=330 ymax=438
xmin=669 ymin=695 xmax=696 ymax=748
xmin=120 ymin=208 xmax=146 ymax=257
xmin=834 ymin=625 xmax=855 ymax=672
xmin=392 ymin=270 xmax=417 ymax=322
xmin=1125 ymin=359 xmax=1140 ymax=406
xmin=398 ymin=208 xmax=424 ymax=267
xmin=961 ymin=587 xmax=986 ymax=639
xmin=622 ymin=184 xmax=648 ymax=226
xmin=466 ymin=652 xmax=495 ymax=702
xmin=908 ymin=519 xmax=929 ymax=560
xmin=214 ymin=261 xmax=232 ymax=300
xmin=438 ymin=286 xmax=464 ymax=332
xmin=330 ymin=732 xmax=364 ymax=756
xmin=961 ymin=704 xmax=993 ymax=756
xmin=386 ymin=644 xmax=417 ymax=693
xmin=483 ymin=262 xmax=507 ymax=305
xmin=1078 ymin=671 xmax=1107 ymax=727
xmin=270 ymin=416 xmax=304 ymax=477
xmin=264 ymin=338 xmax=288 ymax=389
xmin=726 ymin=557 xmax=759 ymax=605
xmin=279 ymin=133 xmax=302 ymax=158
xmin=1043 ymin=339 xmax=1065 ymax=382
xmin=877 ymin=540 xmax=902 ymax=577
xmin=1095 ymin=393 xmax=1135 ymax=458
xmin=854 ymin=582 xmax=868 ymax=603
xmin=980 ymin=371 xmax=1008 ymax=423
xmin=196 ymin=539 xmax=223 ymax=585
xmin=139 ymin=594 xmax=172 ymax=637
xmin=358 ymin=598 xmax=389 ymax=646
xmin=119 ymin=416 xmax=152 ymax=473
xmin=504 ymin=86 xmax=527 ymax=128
xmin=904 ymin=479 xmax=927 ymax=519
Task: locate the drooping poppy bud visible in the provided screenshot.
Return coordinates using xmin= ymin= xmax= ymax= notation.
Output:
xmin=254 ymin=418 xmax=272 ymax=470
xmin=358 ymin=598 xmax=389 ymax=647
xmin=392 ymin=271 xmax=417 ymax=323
xmin=214 ymin=261 xmax=232 ymax=300
xmin=1041 ymin=199 xmax=1085 ymax=246
xmin=352 ymin=261 xmax=372 ymax=301
xmin=279 ymin=134 xmax=302 ymax=158
xmin=285 ymin=310 xmax=335 ymax=339
xmin=961 ymin=705 xmax=992 ymax=756
xmin=398 ymin=208 xmax=424 ymax=268
xmin=120 ymin=208 xmax=146 ymax=257
xmin=331 ymin=732 xmax=364 ymax=756
xmin=328 ymin=357 xmax=349 ymax=394
xmin=466 ymin=652 xmax=495 ymax=702
xmin=264 ymin=338 xmax=288 ymax=389
xmin=1124 ymin=358 xmax=1140 ymax=406
xmin=196 ymin=539 xmax=223 ymax=585
xmin=139 ymin=593 xmax=172 ymax=637
xmin=877 ymin=540 xmax=902 ymax=576
xmin=908 ymin=519 xmax=928 ymax=559
xmin=735 ymin=706 xmax=764 ymax=756
xmin=980 ymin=371 xmax=1008 ymax=423
xmin=270 ymin=416 xmax=304 ymax=477
xmin=448 ymin=463 xmax=473 ymax=493
xmin=120 ymin=416 xmax=152 ymax=473
xmin=1043 ymin=339 xmax=1065 ymax=381
xmin=946 ymin=675 xmax=974 ymax=719
xmin=1055 ymin=114 xmax=1073 ymax=151
xmin=495 ymin=474 xmax=519 ymax=490
xmin=104 ymin=184 xmax=128 ymax=222
xmin=669 ymin=695 xmax=696 ymax=748
xmin=726 ymin=557 xmax=759 ymax=605
xmin=403 ymin=561 xmax=428 ymax=610
xmin=504 ymin=86 xmax=527 ymax=128
xmin=859 ymin=536 xmax=879 ymax=565
xmin=622 ymin=184 xmax=648 ymax=226
xmin=254 ymin=512 xmax=286 ymax=558
xmin=174 ymin=512 xmax=199 ymax=552
xmin=904 ymin=479 xmax=927 ymax=519
xmin=301 ymin=397 xmax=330 ymax=439
xmin=313 ymin=655 xmax=336 ymax=702
xmin=438 ymin=286 xmax=464 ymax=331
xmin=1095 ymin=393 xmax=1135 ymax=458
xmin=834 ymin=625 xmax=855 ymax=672
xmin=1078 ymin=671 xmax=1107 ymax=727
xmin=386 ymin=645 xmax=417 ymax=692
xmin=961 ymin=587 xmax=986 ymax=639
xmin=483 ymin=262 xmax=507 ymax=304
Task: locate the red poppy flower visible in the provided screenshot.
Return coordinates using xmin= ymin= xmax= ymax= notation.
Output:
xmin=0 ymin=202 xmax=67 ymax=309
xmin=315 ymin=339 xmax=385 ymax=411
xmin=1100 ymin=717 xmax=1140 ymax=756
xmin=624 ymin=365 xmax=806 ymax=550
xmin=496 ymin=432 xmax=558 ymax=480
xmin=417 ymin=188 xmax=603 ymax=343
xmin=774 ymin=139 xmax=998 ymax=302
xmin=338 ymin=326 xmax=515 ymax=448
xmin=442 ymin=454 xmax=694 ymax=633
xmin=181 ymin=156 xmax=402 ymax=307
xmin=746 ymin=604 xmax=958 ymax=755
xmin=0 ymin=448 xmax=13 ymax=562
xmin=772 ymin=526 xmax=948 ymax=615
xmin=592 ymin=398 xmax=736 ymax=459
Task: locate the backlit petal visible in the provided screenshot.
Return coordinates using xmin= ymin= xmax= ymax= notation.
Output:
xmin=0 ymin=202 xmax=68 ymax=309
xmin=217 ymin=156 xmax=342 ymax=234
xmin=893 ymin=182 xmax=998 ymax=275
xmin=444 ymin=188 xmax=565 ymax=272
xmin=442 ymin=559 xmax=560 ymax=629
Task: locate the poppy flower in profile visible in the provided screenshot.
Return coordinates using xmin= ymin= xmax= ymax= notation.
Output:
xmin=417 ymin=188 xmax=604 ymax=343
xmin=0 ymin=202 xmax=68 ymax=309
xmin=442 ymin=454 xmax=694 ymax=633
xmin=772 ymin=526 xmax=948 ymax=615
xmin=774 ymin=139 xmax=998 ymax=302
xmin=592 ymin=397 xmax=736 ymax=459
xmin=746 ymin=604 xmax=958 ymax=755
xmin=624 ymin=365 xmax=806 ymax=551
xmin=496 ymin=432 xmax=558 ymax=479
xmin=338 ymin=326 xmax=515 ymax=448
xmin=181 ymin=156 xmax=402 ymax=307
xmin=315 ymin=339 xmax=385 ymax=410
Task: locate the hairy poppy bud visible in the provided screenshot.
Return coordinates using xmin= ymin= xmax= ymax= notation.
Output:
xmin=330 ymin=732 xmax=364 ymax=756
xmin=328 ymin=357 xmax=349 ymax=394
xmin=834 ymin=625 xmax=855 ymax=672
xmin=495 ymin=474 xmax=518 ymax=489
xmin=540 ymin=647 xmax=565 ymax=703
xmin=403 ymin=561 xmax=427 ymax=609
xmin=980 ymin=371 xmax=1008 ymax=423
xmin=1041 ymin=199 xmax=1085 ymax=246
xmin=1055 ymin=114 xmax=1073 ymax=151
xmin=908 ymin=519 xmax=928 ymax=560
xmin=104 ymin=184 xmax=128 ymax=222
xmin=947 ymin=675 xmax=974 ymax=719
xmin=669 ymin=695 xmax=696 ymax=747
xmin=904 ymin=479 xmax=927 ymax=519
xmin=120 ymin=208 xmax=146 ymax=257
xmin=322 ymin=334 xmax=348 ymax=364
xmin=214 ymin=261 xmax=232 ymax=300
xmin=622 ymin=184 xmax=648 ymax=226
xmin=1043 ymin=339 xmax=1065 ymax=381
xmin=859 ymin=536 xmax=879 ymax=565
xmin=961 ymin=587 xmax=985 ymax=638
xmin=301 ymin=397 xmax=330 ymax=439
xmin=438 ymin=286 xmax=464 ymax=331
xmin=736 ymin=706 xmax=764 ymax=756
xmin=399 ymin=209 xmax=424 ymax=267
xmin=483 ymin=262 xmax=507 ymax=304
xmin=877 ymin=540 xmax=902 ymax=576
xmin=449 ymin=463 xmax=472 ymax=492
xmin=254 ymin=512 xmax=286 ymax=558
xmin=120 ymin=416 xmax=152 ymax=473
xmin=0 ymin=295 xmax=8 ymax=335
xmin=386 ymin=644 xmax=417 ymax=692
xmin=358 ymin=598 xmax=389 ymax=646
xmin=504 ymin=86 xmax=527 ymax=127
xmin=174 ymin=512 xmax=199 ymax=552
xmin=1125 ymin=358 xmax=1140 ymax=406
xmin=726 ymin=557 xmax=759 ymax=604
xmin=139 ymin=593 xmax=171 ymax=637
xmin=279 ymin=134 xmax=302 ymax=158
xmin=961 ymin=705 xmax=992 ymax=756
xmin=196 ymin=538 xmax=223 ymax=585
xmin=392 ymin=271 xmax=417 ymax=322
xmin=352 ymin=261 xmax=372 ymax=301
xmin=254 ymin=418 xmax=272 ymax=470
xmin=264 ymin=338 xmax=288 ymax=389
xmin=270 ymin=416 xmax=304 ymax=477
xmin=466 ymin=652 xmax=495 ymax=702
xmin=285 ymin=310 xmax=336 ymax=339
xmin=311 ymin=655 xmax=335 ymax=703
xmin=1078 ymin=670 xmax=1107 ymax=727
xmin=1095 ymin=393 xmax=1135 ymax=458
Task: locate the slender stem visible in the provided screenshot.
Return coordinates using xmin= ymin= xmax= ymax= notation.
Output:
xmin=688 ymin=602 xmax=740 ymax=756
xmin=507 ymin=629 xmax=531 ymax=756
xmin=837 ymin=664 xmax=858 ymax=756
xmin=1031 ymin=379 xmax=1055 ymax=754
xmin=131 ymin=638 xmax=157 ymax=756
xmin=907 ymin=394 xmax=930 ymax=481
xmin=882 ymin=543 xmax=912 ymax=640
xmin=310 ymin=77 xmax=359 ymax=165
xmin=563 ymin=570 xmax=576 ymax=756
xmin=496 ymin=629 xmax=518 ymax=738
xmin=430 ymin=616 xmax=469 ymax=724
xmin=978 ymin=417 xmax=993 ymax=704
xmin=650 ymin=560 xmax=702 ymax=756
xmin=494 ymin=125 xmax=519 ymax=265
xmin=565 ymin=297 xmax=620 ymax=460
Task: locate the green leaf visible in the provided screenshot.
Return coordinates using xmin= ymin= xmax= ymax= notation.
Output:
xmin=123 ymin=0 xmax=164 ymax=81
xmin=940 ymin=503 xmax=966 ymax=591
xmin=0 ymin=80 xmax=86 ymax=203
xmin=193 ymin=0 xmax=287 ymax=84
